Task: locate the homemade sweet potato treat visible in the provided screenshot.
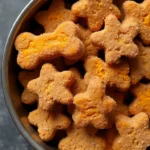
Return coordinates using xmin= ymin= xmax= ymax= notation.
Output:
xmin=112 ymin=113 xmax=150 ymax=150
xmin=27 ymin=63 xmax=75 ymax=111
xmin=15 ymin=21 xmax=84 ymax=70
xmin=123 ymin=0 xmax=150 ymax=45
xmin=28 ymin=105 xmax=71 ymax=142
xmin=18 ymin=70 xmax=39 ymax=104
xmin=90 ymin=14 xmax=139 ymax=64
xmin=35 ymin=0 xmax=76 ymax=33
xmin=130 ymin=41 xmax=150 ymax=85
xmin=73 ymin=76 xmax=116 ymax=129
xmin=84 ymin=56 xmax=130 ymax=91
xmin=72 ymin=0 xmax=120 ymax=31
xmin=14 ymin=0 xmax=150 ymax=148
xmin=129 ymin=83 xmax=150 ymax=117
xmin=58 ymin=124 xmax=106 ymax=150
xmin=70 ymin=67 xmax=87 ymax=95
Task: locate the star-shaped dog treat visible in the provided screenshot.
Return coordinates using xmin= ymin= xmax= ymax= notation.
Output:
xmin=35 ymin=0 xmax=76 ymax=33
xmin=129 ymin=83 xmax=150 ymax=117
xmin=130 ymin=41 xmax=150 ymax=85
xmin=84 ymin=56 xmax=130 ymax=91
xmin=59 ymin=125 xmax=106 ymax=150
xmin=123 ymin=0 xmax=150 ymax=45
xmin=28 ymin=105 xmax=71 ymax=142
xmin=27 ymin=63 xmax=75 ymax=110
xmin=112 ymin=113 xmax=150 ymax=150
xmin=15 ymin=21 xmax=84 ymax=70
xmin=90 ymin=14 xmax=139 ymax=64
xmin=73 ymin=76 xmax=116 ymax=129
xmin=72 ymin=0 xmax=120 ymax=31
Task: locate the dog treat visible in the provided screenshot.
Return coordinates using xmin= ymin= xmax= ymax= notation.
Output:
xmin=58 ymin=125 xmax=106 ymax=150
xmin=28 ymin=105 xmax=71 ymax=142
xmin=15 ymin=21 xmax=84 ymax=70
xmin=90 ymin=14 xmax=139 ymax=64
xmin=72 ymin=0 xmax=120 ymax=31
xmin=35 ymin=0 xmax=76 ymax=33
xmin=112 ymin=112 xmax=150 ymax=150
xmin=123 ymin=0 xmax=150 ymax=45
xmin=27 ymin=63 xmax=75 ymax=110
xmin=73 ymin=76 xmax=116 ymax=129
xmin=105 ymin=127 xmax=118 ymax=150
xmin=84 ymin=56 xmax=130 ymax=91
xmin=129 ymin=83 xmax=150 ymax=117
xmin=130 ymin=41 xmax=150 ymax=85
xmin=70 ymin=67 xmax=87 ymax=95
xmin=18 ymin=70 xmax=39 ymax=104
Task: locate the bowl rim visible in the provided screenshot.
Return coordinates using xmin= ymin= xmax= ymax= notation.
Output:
xmin=2 ymin=1 xmax=47 ymax=150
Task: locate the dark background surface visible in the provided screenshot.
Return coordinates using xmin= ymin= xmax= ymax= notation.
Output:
xmin=0 ymin=0 xmax=33 ymax=149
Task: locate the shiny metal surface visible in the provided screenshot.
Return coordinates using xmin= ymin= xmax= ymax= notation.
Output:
xmin=2 ymin=0 xmax=56 ymax=149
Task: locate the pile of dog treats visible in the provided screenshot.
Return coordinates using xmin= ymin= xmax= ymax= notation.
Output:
xmin=15 ymin=0 xmax=150 ymax=149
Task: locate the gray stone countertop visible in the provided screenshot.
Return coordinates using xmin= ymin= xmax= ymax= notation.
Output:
xmin=0 ymin=0 xmax=33 ymax=149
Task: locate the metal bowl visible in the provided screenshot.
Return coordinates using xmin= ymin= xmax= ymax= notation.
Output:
xmin=2 ymin=0 xmax=56 ymax=149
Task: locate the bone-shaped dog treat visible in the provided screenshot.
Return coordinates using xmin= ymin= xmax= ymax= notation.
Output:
xmin=15 ymin=21 xmax=84 ymax=70
xmin=28 ymin=105 xmax=70 ymax=142
xmin=27 ymin=63 xmax=75 ymax=110
xmin=112 ymin=113 xmax=150 ymax=150
xmin=35 ymin=0 xmax=77 ymax=33
xmin=72 ymin=0 xmax=120 ymax=31
xmin=65 ymin=25 xmax=99 ymax=65
xmin=123 ymin=0 xmax=150 ymax=45
xmin=84 ymin=56 xmax=130 ymax=91
xmin=90 ymin=14 xmax=139 ymax=64
xmin=73 ymin=76 xmax=116 ymax=129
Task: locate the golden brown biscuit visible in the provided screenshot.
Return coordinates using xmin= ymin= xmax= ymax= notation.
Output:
xmin=73 ymin=76 xmax=116 ymax=129
xmin=123 ymin=0 xmax=150 ymax=45
xmin=27 ymin=63 xmax=75 ymax=110
xmin=15 ymin=21 xmax=84 ymax=70
xmin=72 ymin=0 xmax=120 ymax=31
xmin=18 ymin=70 xmax=39 ymax=104
xmin=35 ymin=0 xmax=76 ymax=33
xmin=90 ymin=14 xmax=139 ymax=64
xmin=28 ymin=105 xmax=70 ymax=142
xmin=112 ymin=113 xmax=150 ymax=150
xmin=58 ymin=124 xmax=106 ymax=150
xmin=130 ymin=41 xmax=150 ymax=85
xmin=84 ymin=56 xmax=130 ymax=91
xmin=129 ymin=83 xmax=150 ymax=117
